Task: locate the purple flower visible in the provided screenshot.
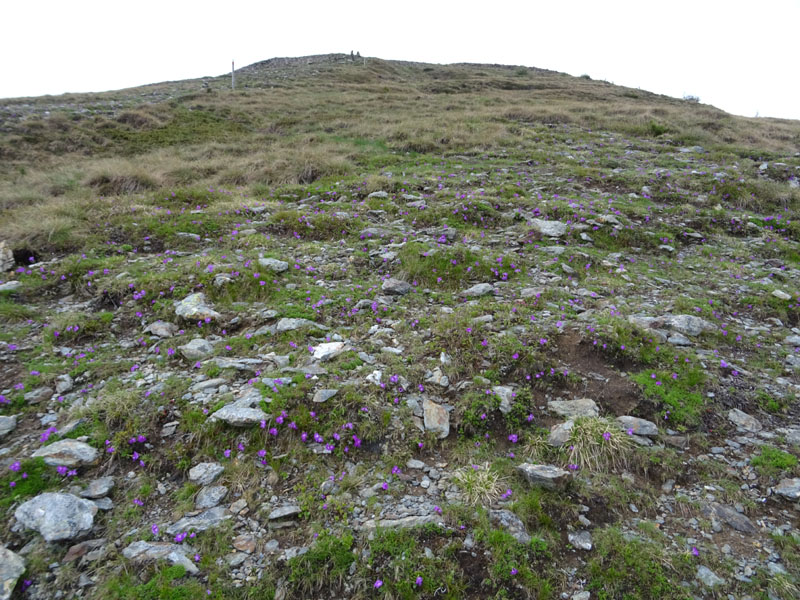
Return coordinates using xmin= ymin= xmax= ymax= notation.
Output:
xmin=415 ymin=576 xmax=423 ymax=586
xmin=602 ymin=431 xmax=611 ymax=441
xmin=151 ymin=524 xmax=159 ymax=535
xmin=374 ymin=579 xmax=383 ymax=589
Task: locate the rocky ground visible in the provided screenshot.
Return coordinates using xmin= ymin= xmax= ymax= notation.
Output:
xmin=1 ymin=61 xmax=800 ymax=600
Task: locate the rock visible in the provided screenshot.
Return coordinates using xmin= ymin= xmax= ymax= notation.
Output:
xmin=312 ymin=389 xmax=338 ymax=403
xmin=784 ymin=335 xmax=800 ymax=346
xmin=268 ymin=505 xmax=301 ymax=520
xmin=55 ymin=374 xmax=74 ymax=394
xmin=209 ymin=397 xmax=269 ymax=426
xmin=92 ymin=497 xmax=113 ymax=511
xmin=517 ymin=463 xmax=571 ymax=489
xmin=667 ymin=333 xmax=692 ymax=346
xmin=165 ymin=506 xmax=230 ymax=535
xmin=568 ymin=530 xmax=593 ymax=550
xmin=232 ymin=534 xmax=256 ymax=554
xmin=520 ymin=287 xmax=545 ymax=298
xmin=24 ymin=386 xmax=53 ymax=404
xmin=174 ymin=293 xmax=221 ymax=321
xmin=178 ymin=338 xmax=214 ymax=360
xmin=774 ymin=478 xmax=800 ymax=500
xmin=14 ymin=493 xmax=96 ymax=541
xmin=727 ymin=408 xmax=762 ymax=433
xmin=209 ymin=357 xmax=263 ymax=371
xmin=144 ymin=321 xmax=178 ymax=337
xmin=531 ymin=218 xmax=567 ymax=237
xmin=122 ymin=541 xmax=198 ymax=575
xmin=696 ymin=565 xmax=724 ymax=587
xmin=360 ymin=514 xmax=445 ymax=531
xmin=547 ymin=398 xmax=599 ymax=418
xmin=548 ymin=421 xmax=574 ymax=446
xmin=0 ymin=241 xmax=14 ymax=272
xmin=79 ymin=476 xmax=115 ymax=499
xmin=313 ymin=342 xmax=345 ymax=362
xmin=381 ymin=278 xmax=412 ymax=295
xmin=701 ymin=503 xmax=756 ymax=534
xmin=616 ymin=416 xmax=658 ymax=437
xmin=422 ymin=398 xmax=450 ymax=439
xmin=0 ymin=544 xmax=25 ymax=600
xmin=0 ymin=415 xmax=17 ymax=439
xmin=275 ymin=317 xmax=325 ymax=332
xmin=571 ymin=593 xmax=590 ymax=600
xmin=406 ymin=459 xmax=426 ymax=470
xmin=0 ymin=281 xmax=21 ymax=293
xmin=196 ymin=486 xmax=228 ymax=509
xmin=772 ymin=289 xmax=792 ymax=301
xmin=460 ymin=283 xmax=494 ymax=297
xmin=367 ymin=191 xmax=388 ymax=198
xmin=658 ymin=314 xmax=712 ymax=337
xmin=189 ymin=462 xmax=225 ymax=486
xmin=493 ymin=386 xmax=514 ymax=414
xmin=489 ymin=509 xmax=531 ymax=544
xmin=32 ymin=439 xmax=99 ymax=467
xmin=258 ymin=258 xmax=289 ymax=273
xmin=426 ymin=368 xmax=450 ymax=388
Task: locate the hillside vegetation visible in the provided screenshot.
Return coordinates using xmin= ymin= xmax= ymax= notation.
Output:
xmin=0 ymin=53 xmax=799 ymax=600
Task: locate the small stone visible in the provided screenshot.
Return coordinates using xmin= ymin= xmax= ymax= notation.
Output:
xmin=406 ymin=459 xmax=425 ymax=470
xmin=312 ymin=389 xmax=338 ymax=403
xmin=774 ymin=478 xmax=800 ymax=500
xmin=696 ymin=565 xmax=724 ymax=587
xmin=79 ymin=476 xmax=115 ymax=499
xmin=0 ymin=281 xmax=21 ymax=293
xmin=568 ymin=530 xmax=593 ymax=550
xmin=196 ymin=486 xmax=228 ymax=509
xmin=313 ymin=342 xmax=345 ymax=362
xmin=548 ymin=398 xmax=598 ymax=418
xmin=772 ymin=289 xmax=792 ymax=301
xmin=488 ymin=509 xmax=531 ymax=544
xmin=55 ymin=374 xmax=74 ymax=394
xmin=178 ymin=338 xmax=214 ymax=360
xmin=381 ymin=278 xmax=412 ymax=295
xmin=422 ymin=398 xmax=450 ymax=439
xmin=0 ymin=241 xmax=14 ymax=272
xmin=209 ymin=402 xmax=269 ymax=427
xmin=14 ymin=493 xmax=96 ymax=542
xmin=188 ymin=462 xmax=225 ymax=486
xmin=24 ymin=386 xmax=53 ymax=404
xmin=460 ymin=283 xmax=494 ymax=297
xmin=727 ymin=408 xmax=762 ymax=433
xmin=268 ymin=505 xmax=301 ymax=520
xmin=517 ymin=463 xmax=571 ymax=489
xmin=531 ymin=218 xmax=567 ymax=237
xmin=548 ymin=421 xmax=574 ymax=446
xmin=144 ymin=321 xmax=178 ymax=338
xmin=0 ymin=415 xmax=17 ymax=439
xmin=0 ymin=544 xmax=25 ymax=600
xmin=258 ymin=258 xmax=289 ymax=273
xmin=233 ymin=534 xmax=256 ymax=554
xmin=616 ymin=416 xmax=658 ymax=437
xmin=174 ymin=293 xmax=221 ymax=321
xmin=32 ymin=439 xmax=99 ymax=467
xmin=275 ymin=317 xmax=325 ymax=332
xmin=701 ymin=503 xmax=756 ymax=534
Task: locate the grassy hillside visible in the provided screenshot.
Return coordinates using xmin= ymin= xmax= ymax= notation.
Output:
xmin=0 ymin=54 xmax=799 ymax=600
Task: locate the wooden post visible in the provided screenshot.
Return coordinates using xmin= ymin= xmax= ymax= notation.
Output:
xmin=231 ymin=61 xmax=235 ymax=90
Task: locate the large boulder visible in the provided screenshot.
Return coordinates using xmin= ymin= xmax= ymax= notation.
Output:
xmin=32 ymin=439 xmax=99 ymax=467
xmin=15 ymin=493 xmax=96 ymax=541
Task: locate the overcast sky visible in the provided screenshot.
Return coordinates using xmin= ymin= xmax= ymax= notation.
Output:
xmin=3 ymin=0 xmax=798 ymax=120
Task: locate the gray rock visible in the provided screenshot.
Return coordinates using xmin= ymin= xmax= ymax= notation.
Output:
xmin=360 ymin=514 xmax=445 ymax=531
xmin=188 ymin=462 xmax=225 ymax=486
xmin=422 ymin=398 xmax=449 ymax=439
xmin=548 ymin=398 xmax=598 ymax=418
xmin=122 ymin=541 xmax=198 ymax=575
xmin=367 ymin=191 xmax=388 ymax=198
xmin=275 ymin=317 xmax=325 ymax=332
xmin=489 ymin=509 xmax=531 ymax=544
xmin=406 ymin=459 xmax=426 ymax=470
xmin=209 ymin=401 xmax=269 ymax=426
xmin=493 ymin=386 xmax=514 ymax=414
xmin=268 ymin=505 xmax=301 ymax=520
xmin=32 ymin=439 xmax=99 ymax=467
xmin=460 ymin=282 xmax=494 ymax=297
xmin=520 ymin=287 xmax=545 ymax=298
xmin=312 ymin=389 xmax=338 ymax=403
xmin=784 ymin=335 xmax=800 ymax=346
xmin=616 ymin=416 xmax=658 ymax=437
xmin=196 ymin=486 xmax=228 ymax=509
xmin=165 ymin=506 xmax=230 ymax=535
xmin=0 ymin=281 xmax=21 ymax=293
xmin=208 ymin=356 xmax=263 ymax=371
xmin=568 ymin=530 xmax=593 ymax=550
xmin=0 ymin=415 xmax=16 ymax=439
xmin=174 ymin=293 xmax=221 ymax=321
xmin=0 ymin=544 xmax=25 ymax=600
xmin=381 ymin=278 xmax=412 ymax=295
xmin=531 ymin=218 xmax=567 ymax=237
xmin=144 ymin=321 xmax=178 ymax=338
xmin=0 ymin=241 xmax=13 ymax=273
xmin=696 ymin=565 xmax=724 ymax=587
xmin=727 ymin=408 xmax=762 ymax=433
xmin=15 ymin=493 xmax=96 ymax=541
xmin=772 ymin=289 xmax=792 ymax=301
xmin=92 ymin=497 xmax=113 ymax=511
xmin=667 ymin=332 xmax=692 ymax=346
xmin=80 ymin=476 xmax=115 ymax=499
xmin=312 ymin=342 xmax=345 ymax=361
xmin=24 ymin=386 xmax=53 ymax=404
xmin=179 ymin=338 xmax=214 ymax=360
xmin=658 ymin=314 xmax=712 ymax=337
xmin=548 ymin=420 xmax=574 ymax=446
xmin=258 ymin=257 xmax=289 ymax=273
xmin=774 ymin=478 xmax=800 ymax=500
xmin=701 ymin=503 xmax=756 ymax=534
xmin=517 ymin=463 xmax=571 ymax=489
xmin=55 ymin=374 xmax=74 ymax=394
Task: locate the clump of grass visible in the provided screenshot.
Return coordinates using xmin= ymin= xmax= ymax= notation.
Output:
xmin=751 ymin=445 xmax=798 ymax=478
xmin=567 ymin=417 xmax=635 ymax=473
xmin=287 ymin=531 xmax=355 ymax=595
xmin=454 ymin=462 xmax=507 ymax=506
xmin=0 ymin=458 xmax=58 ymax=510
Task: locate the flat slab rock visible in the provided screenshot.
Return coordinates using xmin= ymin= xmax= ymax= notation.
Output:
xmin=701 ymin=502 xmax=756 ymax=534
xmin=268 ymin=505 xmax=301 ymax=520
xmin=165 ymin=506 xmax=230 ymax=536
xmin=0 ymin=544 xmax=25 ymax=600
xmin=32 ymin=439 xmax=99 ymax=468
xmin=209 ymin=397 xmax=269 ymax=426
xmin=79 ymin=476 xmax=115 ymax=499
xmin=547 ymin=398 xmax=598 ymax=418
xmin=727 ymin=408 xmax=762 ymax=433
xmin=460 ymin=283 xmax=494 ymax=297
xmin=188 ymin=462 xmax=225 ymax=486
xmin=774 ymin=478 xmax=800 ymax=500
xmin=517 ymin=463 xmax=570 ymax=489
xmin=360 ymin=514 xmax=445 ymax=531
xmin=122 ymin=541 xmax=198 ymax=575
xmin=15 ymin=493 xmax=97 ymax=542
xmin=196 ymin=486 xmax=228 ymax=510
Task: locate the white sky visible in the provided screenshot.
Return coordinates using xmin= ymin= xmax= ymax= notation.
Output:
xmin=2 ymin=0 xmax=799 ymax=120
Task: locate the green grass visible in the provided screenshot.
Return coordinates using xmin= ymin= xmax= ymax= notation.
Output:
xmin=101 ymin=565 xmax=205 ymax=600
xmin=0 ymin=458 xmax=59 ymax=510
xmin=287 ymin=531 xmax=356 ymax=596
xmin=631 ymin=366 xmax=707 ymax=428
xmin=751 ymin=446 xmax=798 ymax=477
